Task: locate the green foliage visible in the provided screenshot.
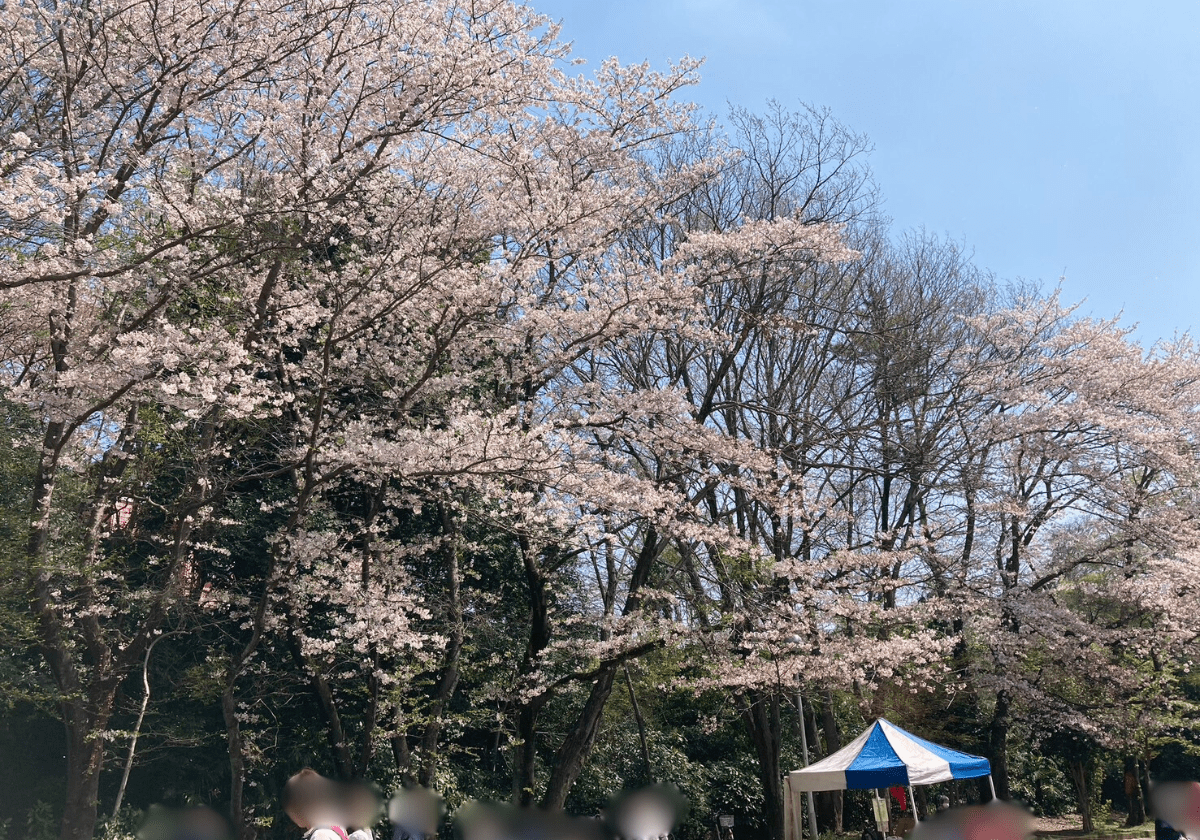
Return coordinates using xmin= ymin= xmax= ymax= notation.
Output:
xmin=1007 ymin=739 xmax=1077 ymax=816
xmin=25 ymin=802 xmax=57 ymax=840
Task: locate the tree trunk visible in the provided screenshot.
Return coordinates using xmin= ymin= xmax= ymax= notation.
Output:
xmin=625 ymin=665 xmax=652 ymax=786
xmin=541 ymin=665 xmax=620 ymax=810
xmin=223 ymin=684 xmax=253 ymax=840
xmin=513 ymin=535 xmax=552 ymax=805
xmin=741 ymin=690 xmax=785 ymax=840
xmin=285 ymin=618 xmax=355 ymax=780
xmin=1070 ymin=759 xmax=1093 ymax=833
xmin=60 ymin=704 xmax=110 ymax=840
xmin=514 ymin=702 xmax=543 ymax=805
xmin=1139 ymin=759 xmax=1152 ymax=819
xmin=1124 ymin=756 xmax=1146 ymax=826
xmin=417 ymin=505 xmax=464 ymax=787
xmin=820 ymin=691 xmax=844 ymax=832
xmin=989 ymin=690 xmax=1011 ymax=800
xmin=534 ymin=528 xmax=664 ymax=811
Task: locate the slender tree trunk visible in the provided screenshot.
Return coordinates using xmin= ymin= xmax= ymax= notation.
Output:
xmin=1124 ymin=756 xmax=1146 ymax=826
xmin=222 ymin=685 xmax=252 ymax=840
xmin=624 ymin=665 xmax=652 ymax=785
xmin=741 ymin=690 xmax=785 ymax=840
xmin=417 ymin=505 xmax=464 ymax=787
xmin=989 ymin=690 xmax=1011 ymax=800
xmin=820 ymin=691 xmax=844 ymax=832
xmin=1070 ymin=759 xmax=1093 ymax=833
xmin=113 ymin=634 xmax=172 ymax=818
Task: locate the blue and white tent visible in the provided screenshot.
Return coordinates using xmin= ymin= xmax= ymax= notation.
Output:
xmin=784 ymin=719 xmax=993 ymax=840
xmin=788 ymin=718 xmax=991 ymax=791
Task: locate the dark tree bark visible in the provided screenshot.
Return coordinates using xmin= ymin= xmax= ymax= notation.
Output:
xmin=59 ymin=692 xmax=114 ymax=840
xmin=222 ymin=685 xmax=252 ymax=840
xmin=625 ymin=664 xmax=652 ymax=785
xmin=391 ymin=724 xmax=414 ymax=786
xmin=1124 ymin=756 xmax=1146 ymax=826
xmin=513 ymin=536 xmax=552 ymax=805
xmin=540 ymin=667 xmax=621 ymax=810
xmin=741 ymin=690 xmax=786 ymax=840
xmin=820 ymin=690 xmax=844 ymax=832
xmin=285 ymin=614 xmax=355 ymax=780
xmin=1070 ymin=759 xmax=1094 ymax=833
xmin=989 ymin=689 xmax=1011 ymax=800
xmin=417 ymin=503 xmax=465 ymax=787
xmin=540 ymin=528 xmax=664 ymax=810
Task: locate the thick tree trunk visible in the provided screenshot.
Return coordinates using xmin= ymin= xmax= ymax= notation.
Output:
xmin=989 ymin=690 xmax=1011 ymax=800
xmin=541 ymin=666 xmax=620 ymax=810
xmin=1125 ymin=756 xmax=1146 ymax=826
xmin=390 ymin=714 xmax=414 ymax=786
xmin=285 ymin=619 xmax=355 ymax=780
xmin=513 ymin=535 xmax=552 ymax=805
xmin=534 ymin=528 xmax=664 ymax=811
xmin=60 ymin=703 xmax=110 ymax=840
xmin=514 ymin=702 xmax=544 ymax=805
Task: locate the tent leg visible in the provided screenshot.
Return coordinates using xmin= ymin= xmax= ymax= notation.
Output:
xmin=784 ymin=777 xmax=795 ymax=840
xmin=988 ymin=775 xmax=997 ymax=800
xmin=908 ymin=784 xmax=919 ymax=822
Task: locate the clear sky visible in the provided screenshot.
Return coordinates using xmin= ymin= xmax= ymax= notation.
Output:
xmin=532 ymin=0 xmax=1200 ymax=345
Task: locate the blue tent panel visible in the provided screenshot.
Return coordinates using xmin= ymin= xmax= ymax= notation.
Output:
xmin=844 ymin=722 xmax=910 ymax=789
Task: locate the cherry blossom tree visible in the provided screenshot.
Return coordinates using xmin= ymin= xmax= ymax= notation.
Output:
xmin=944 ymin=293 xmax=1200 ymax=806
xmin=0 ymin=0 xmax=872 ymax=836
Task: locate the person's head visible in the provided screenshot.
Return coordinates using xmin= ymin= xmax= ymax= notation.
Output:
xmin=389 ymin=786 xmax=444 ymax=838
xmin=344 ymin=782 xmax=382 ymax=832
xmin=284 ymin=769 xmax=341 ymax=830
xmin=1150 ymin=778 xmax=1199 ymax=838
xmin=174 ymin=807 xmax=231 ymax=840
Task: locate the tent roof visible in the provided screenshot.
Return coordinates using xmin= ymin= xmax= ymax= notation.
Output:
xmin=787 ymin=718 xmax=991 ymax=792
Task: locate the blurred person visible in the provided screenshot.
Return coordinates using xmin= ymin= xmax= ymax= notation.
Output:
xmin=284 ymin=768 xmax=349 ymax=840
xmin=389 ymin=786 xmax=443 ymax=840
xmin=909 ymin=798 xmax=1034 ymax=840
xmin=1151 ymin=779 xmax=1200 ymax=840
xmin=1157 ymin=818 xmax=1184 ymax=840
xmin=175 ymin=807 xmax=231 ymax=840
xmin=138 ymin=804 xmax=231 ymax=840
xmin=344 ymin=782 xmax=383 ymax=840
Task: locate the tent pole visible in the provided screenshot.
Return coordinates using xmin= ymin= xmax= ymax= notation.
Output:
xmin=908 ymin=784 xmax=919 ymax=822
xmin=797 ymin=693 xmax=819 ymax=840
xmin=988 ymin=775 xmax=997 ymax=800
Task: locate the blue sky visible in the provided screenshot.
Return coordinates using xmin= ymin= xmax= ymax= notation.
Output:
xmin=532 ymin=0 xmax=1200 ymax=344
